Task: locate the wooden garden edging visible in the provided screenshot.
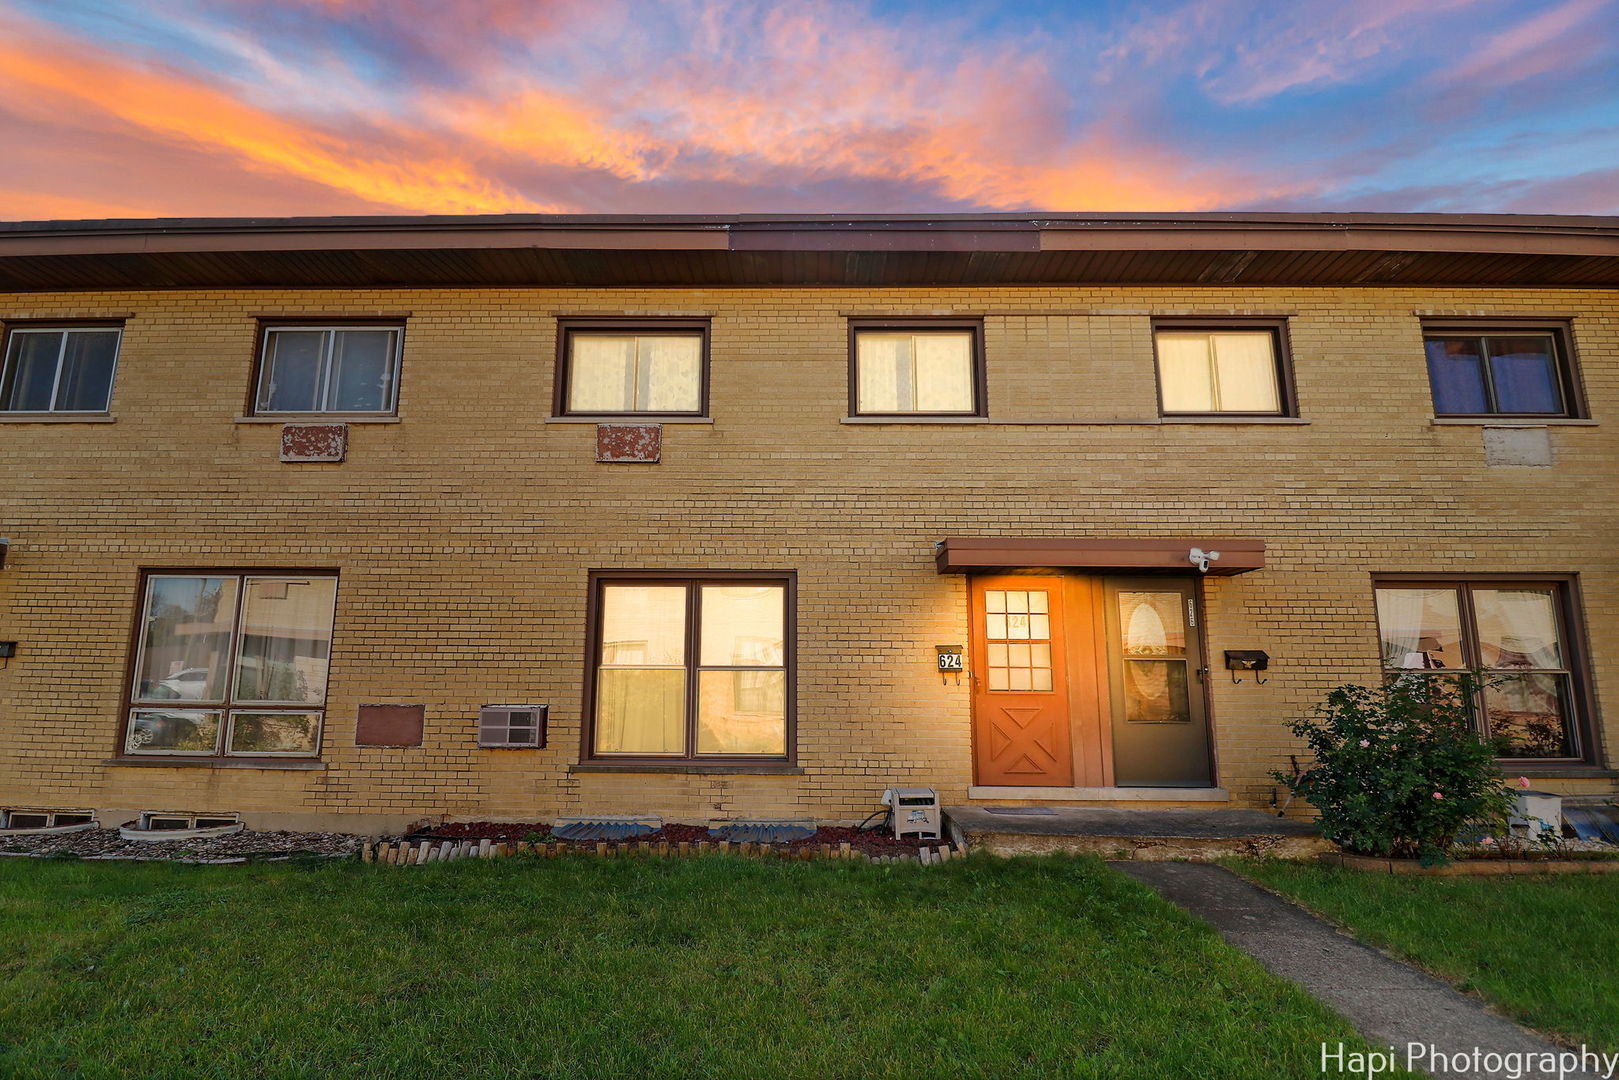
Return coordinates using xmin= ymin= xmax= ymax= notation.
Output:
xmin=1320 ymin=851 xmax=1619 ymax=876
xmin=362 ymin=838 xmax=958 ymax=867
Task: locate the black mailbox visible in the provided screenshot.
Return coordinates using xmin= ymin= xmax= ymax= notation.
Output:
xmin=1224 ymin=650 xmax=1269 ymax=671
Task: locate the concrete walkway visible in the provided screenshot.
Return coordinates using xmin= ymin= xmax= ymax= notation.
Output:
xmin=1115 ymin=862 xmax=1605 ymax=1080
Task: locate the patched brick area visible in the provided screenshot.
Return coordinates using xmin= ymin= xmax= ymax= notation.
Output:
xmin=0 ymin=284 xmax=1615 ymax=832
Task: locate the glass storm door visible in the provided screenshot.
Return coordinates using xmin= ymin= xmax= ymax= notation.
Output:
xmin=1105 ymin=578 xmax=1212 ymax=786
xmin=969 ymin=576 xmax=1074 ymax=786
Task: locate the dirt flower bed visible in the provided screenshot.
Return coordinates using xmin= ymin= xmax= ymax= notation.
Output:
xmin=406 ymin=820 xmax=953 ymax=857
xmin=0 ymin=827 xmax=360 ymax=862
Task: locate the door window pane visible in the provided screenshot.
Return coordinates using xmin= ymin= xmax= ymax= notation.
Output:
xmin=228 ymin=712 xmax=321 ymax=755
xmin=699 ymin=586 xmax=784 ymax=666
xmin=1473 ymin=588 xmax=1562 ymax=669
xmin=567 ymin=332 xmax=703 ymax=413
xmin=1118 ymin=591 xmax=1186 ymax=657
xmin=1487 ymin=336 xmax=1561 ymax=414
xmin=234 ymin=578 xmax=337 ymax=705
xmin=1375 ymin=588 xmax=1463 ymax=670
xmin=134 ymin=576 xmax=240 ymax=704
xmin=596 ymin=669 xmax=686 ymax=753
xmin=1485 ymin=674 xmax=1574 ymax=758
xmin=855 ymin=330 xmax=976 ymax=413
xmin=127 ymin=709 xmax=222 ymax=754
xmin=1157 ymin=330 xmax=1281 ymax=413
xmin=984 ymin=590 xmax=1052 ymax=691
xmin=1122 ymin=661 xmax=1190 ymax=723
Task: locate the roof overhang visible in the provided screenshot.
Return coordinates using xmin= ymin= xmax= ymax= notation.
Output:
xmin=0 ymin=212 xmax=1615 ymax=291
xmin=935 ymin=537 xmax=1265 ymax=576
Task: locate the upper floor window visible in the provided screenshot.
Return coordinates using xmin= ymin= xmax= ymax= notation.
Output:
xmin=850 ymin=320 xmax=984 ymax=417
xmin=585 ymin=574 xmax=793 ymax=761
xmin=1374 ymin=578 xmax=1591 ymax=762
xmin=254 ymin=324 xmax=402 ymax=415
xmin=1153 ymin=321 xmax=1292 ymax=416
xmin=0 ymin=324 xmax=121 ymax=414
xmin=124 ymin=572 xmax=338 ymax=760
xmin=1422 ymin=323 xmax=1582 ymax=418
xmin=557 ymin=320 xmax=708 ymax=417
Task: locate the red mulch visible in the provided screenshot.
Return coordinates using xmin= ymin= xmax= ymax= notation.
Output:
xmin=407 ymin=820 xmax=951 ymax=857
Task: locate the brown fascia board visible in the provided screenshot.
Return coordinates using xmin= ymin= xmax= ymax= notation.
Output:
xmin=935 ymin=537 xmax=1265 ymax=576
xmin=0 ymin=211 xmax=1616 ymax=258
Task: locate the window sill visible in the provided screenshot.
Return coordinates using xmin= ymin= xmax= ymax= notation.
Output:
xmin=546 ymin=416 xmax=715 ymax=425
xmin=570 ymin=762 xmax=803 ymax=776
xmin=1504 ymin=765 xmax=1618 ymax=779
xmin=0 ymin=414 xmax=115 ymax=424
xmin=1430 ymin=418 xmax=1596 ymax=427
xmin=840 ymin=416 xmax=990 ymax=425
xmin=103 ymin=757 xmax=326 ymax=771
xmin=1159 ymin=415 xmax=1309 ymax=425
xmin=234 ymin=416 xmax=400 ymax=424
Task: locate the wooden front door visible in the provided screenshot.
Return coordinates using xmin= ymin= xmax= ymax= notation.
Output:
xmin=969 ymin=576 xmax=1073 ymax=786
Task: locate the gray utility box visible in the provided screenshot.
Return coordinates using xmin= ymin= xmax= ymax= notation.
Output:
xmin=883 ymin=787 xmax=941 ymax=841
xmin=1509 ymin=790 xmax=1563 ymax=838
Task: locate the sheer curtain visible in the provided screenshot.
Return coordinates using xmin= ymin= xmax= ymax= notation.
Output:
xmin=1209 ymin=333 xmax=1279 ymax=411
xmin=568 ymin=336 xmax=636 ymax=412
xmin=913 ymin=333 xmax=973 ymax=411
xmin=638 ymin=336 xmax=702 ymax=412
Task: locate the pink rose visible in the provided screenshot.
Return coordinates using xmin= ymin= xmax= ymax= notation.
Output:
xmin=1432 ymin=792 xmax=1444 ymax=800
xmin=1481 ymin=836 xmax=1495 ymax=845
xmin=1359 ymin=740 xmax=1370 ymax=748
xmin=1517 ymin=776 xmax=1531 ymax=789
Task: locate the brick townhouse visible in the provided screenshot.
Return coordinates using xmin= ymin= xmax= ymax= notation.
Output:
xmin=0 ymin=212 xmax=1614 ymax=833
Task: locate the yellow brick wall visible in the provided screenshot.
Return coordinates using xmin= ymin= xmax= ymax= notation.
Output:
xmin=0 ymin=285 xmax=1615 ymax=832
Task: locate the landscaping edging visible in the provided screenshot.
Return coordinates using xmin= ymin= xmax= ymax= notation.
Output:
xmin=1320 ymin=851 xmax=1619 ymax=876
xmin=364 ymin=838 xmax=959 ymax=866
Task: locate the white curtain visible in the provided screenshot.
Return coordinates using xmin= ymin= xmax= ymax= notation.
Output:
xmin=1375 ymin=587 xmax=1460 ymax=669
xmin=568 ymin=336 xmax=636 ymax=412
xmin=638 ymin=335 xmax=702 ymax=412
xmin=1157 ymin=331 xmax=1279 ymax=412
xmin=913 ymin=333 xmax=973 ymax=411
xmin=856 ymin=333 xmax=911 ymax=412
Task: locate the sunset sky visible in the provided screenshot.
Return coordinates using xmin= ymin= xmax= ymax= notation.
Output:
xmin=1 ymin=0 xmax=1616 ymax=221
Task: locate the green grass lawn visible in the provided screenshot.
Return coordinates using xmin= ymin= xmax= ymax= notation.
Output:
xmin=0 ymin=854 xmax=1386 ymax=1079
xmin=1233 ymin=859 xmax=1619 ymax=1049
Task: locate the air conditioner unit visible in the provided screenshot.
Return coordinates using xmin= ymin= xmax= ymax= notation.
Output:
xmin=881 ymin=787 xmax=941 ymax=841
xmin=479 ymin=705 xmax=547 ymax=748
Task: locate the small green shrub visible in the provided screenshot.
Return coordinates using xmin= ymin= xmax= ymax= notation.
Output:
xmin=1274 ymin=675 xmax=1515 ymax=863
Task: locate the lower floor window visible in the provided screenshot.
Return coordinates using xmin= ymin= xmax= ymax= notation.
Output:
xmin=588 ymin=574 xmax=792 ymax=760
xmin=124 ymin=572 xmax=337 ymax=758
xmin=1374 ymin=578 xmax=1589 ymax=760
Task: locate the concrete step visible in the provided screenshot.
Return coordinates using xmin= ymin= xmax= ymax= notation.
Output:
xmin=946 ymin=805 xmax=1328 ymax=860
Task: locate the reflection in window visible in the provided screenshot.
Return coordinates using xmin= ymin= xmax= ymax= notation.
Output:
xmin=1117 ymin=591 xmax=1191 ymax=723
xmin=127 ymin=574 xmax=336 ymax=757
xmin=1374 ymin=582 xmax=1581 ymax=759
xmin=1 ymin=327 xmax=121 ymax=413
xmin=593 ymin=580 xmax=790 ymax=759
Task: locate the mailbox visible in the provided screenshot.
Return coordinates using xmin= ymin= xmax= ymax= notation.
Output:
xmin=935 ymin=644 xmax=965 ymax=673
xmin=1224 ymin=650 xmax=1269 ymax=671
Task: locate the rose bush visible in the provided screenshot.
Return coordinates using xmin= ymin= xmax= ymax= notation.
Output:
xmin=1274 ymin=675 xmax=1516 ymax=863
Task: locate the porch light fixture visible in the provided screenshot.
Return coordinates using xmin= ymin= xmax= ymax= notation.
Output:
xmin=1188 ymin=547 xmax=1220 ymax=573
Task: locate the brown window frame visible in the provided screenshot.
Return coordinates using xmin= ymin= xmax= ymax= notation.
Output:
xmin=1419 ymin=317 xmax=1586 ymax=420
xmin=580 ymin=570 xmax=797 ymax=765
xmin=554 ymin=318 xmax=711 ymax=419
xmin=1371 ymin=573 xmax=1600 ymax=766
xmin=117 ymin=568 xmax=340 ymax=764
xmin=248 ymin=319 xmax=406 ymax=418
xmin=1151 ymin=317 xmax=1297 ymax=418
xmin=0 ymin=319 xmax=125 ymax=415
xmin=847 ymin=318 xmax=987 ymax=418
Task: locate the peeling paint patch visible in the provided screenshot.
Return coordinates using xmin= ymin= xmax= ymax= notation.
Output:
xmin=597 ymin=424 xmax=662 ymax=463
xmin=280 ymin=423 xmax=348 ymax=463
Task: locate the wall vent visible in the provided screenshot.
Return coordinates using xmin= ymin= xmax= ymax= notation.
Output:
xmin=479 ymin=705 xmax=547 ymax=748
